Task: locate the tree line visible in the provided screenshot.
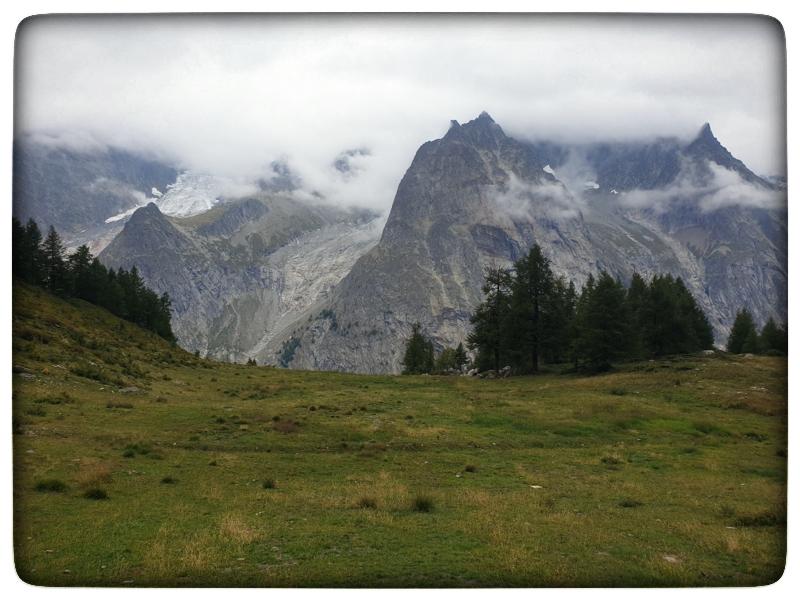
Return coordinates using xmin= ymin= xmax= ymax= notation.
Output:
xmin=726 ymin=309 xmax=787 ymax=356
xmin=12 ymin=218 xmax=175 ymax=341
xmin=402 ymin=323 xmax=468 ymax=375
xmin=403 ymin=244 xmax=717 ymax=375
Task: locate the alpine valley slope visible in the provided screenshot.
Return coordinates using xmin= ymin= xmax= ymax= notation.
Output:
xmin=283 ymin=113 xmax=785 ymax=373
xmin=99 ymin=195 xmax=382 ymax=363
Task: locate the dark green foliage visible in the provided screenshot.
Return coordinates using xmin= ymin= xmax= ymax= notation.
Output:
xmin=34 ymin=479 xmax=68 ymax=493
xmin=246 ymin=358 xmax=257 ymax=366
xmin=278 ymin=336 xmax=301 ymax=368
xmin=402 ymin=323 xmax=435 ymax=374
xmin=759 ymin=318 xmax=787 ymax=355
xmin=467 ymin=266 xmax=513 ymax=371
xmin=467 ymin=246 xmax=714 ymax=373
xmin=727 ymin=309 xmax=758 ymax=354
xmin=83 ymin=488 xmax=109 ymax=500
xmin=12 ymin=218 xmax=175 ymax=341
xmin=434 ymin=346 xmax=461 ymax=372
xmin=573 ymin=272 xmax=630 ymax=371
xmin=262 ymin=478 xmax=276 ymax=489
xmin=454 ymin=342 xmax=468 ymax=370
xmin=638 ymin=274 xmax=713 ymax=356
xmin=725 ymin=310 xmax=787 ymax=357
xmin=412 ymin=495 xmax=434 ymax=512
xmin=160 ymin=476 xmax=177 ymax=484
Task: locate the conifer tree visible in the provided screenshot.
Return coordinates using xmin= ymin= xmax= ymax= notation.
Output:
xmin=574 ymin=271 xmax=630 ymax=371
xmin=727 ymin=309 xmax=758 ymax=354
xmin=626 ymin=272 xmax=649 ymax=358
xmin=402 ymin=323 xmax=434 ymax=374
xmin=759 ymin=318 xmax=787 ymax=355
xmin=42 ymin=225 xmax=68 ymax=295
xmin=454 ymin=342 xmax=468 ymax=370
xmin=467 ymin=266 xmax=512 ymax=371
xmin=507 ymin=245 xmax=556 ymax=373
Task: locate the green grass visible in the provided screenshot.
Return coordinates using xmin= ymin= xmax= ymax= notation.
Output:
xmin=12 ymin=282 xmax=787 ymax=586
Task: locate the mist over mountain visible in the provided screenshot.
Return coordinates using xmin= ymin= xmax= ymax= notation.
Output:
xmin=281 ymin=114 xmax=785 ymax=373
xmin=12 ymin=112 xmax=785 ymax=374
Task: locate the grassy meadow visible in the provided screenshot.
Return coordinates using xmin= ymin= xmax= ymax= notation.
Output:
xmin=12 ymin=283 xmax=787 ymax=586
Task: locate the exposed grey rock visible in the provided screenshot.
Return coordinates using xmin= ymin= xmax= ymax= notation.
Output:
xmin=99 ymin=195 xmax=381 ymax=363
xmin=285 ymin=115 xmax=785 ymax=373
xmin=13 ymin=135 xmax=178 ymax=247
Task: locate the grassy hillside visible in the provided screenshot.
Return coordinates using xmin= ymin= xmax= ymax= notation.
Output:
xmin=12 ymin=283 xmax=786 ymax=586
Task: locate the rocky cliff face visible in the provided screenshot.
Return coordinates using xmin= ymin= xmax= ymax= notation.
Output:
xmin=99 ymin=196 xmax=381 ymax=363
xmin=284 ymin=114 xmax=786 ymax=373
xmin=13 ymin=137 xmax=178 ymax=249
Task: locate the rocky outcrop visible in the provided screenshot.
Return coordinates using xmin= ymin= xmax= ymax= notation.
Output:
xmin=99 ymin=196 xmax=381 ymax=363
xmin=285 ymin=115 xmax=786 ymax=373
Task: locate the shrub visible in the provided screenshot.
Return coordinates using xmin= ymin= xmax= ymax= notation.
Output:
xmin=412 ymin=495 xmax=434 ymax=513
xmin=262 ymin=478 xmax=276 ymax=489
xmin=609 ymin=388 xmax=627 ymax=396
xmin=464 ymin=464 xmax=477 ymax=473
xmin=161 ymin=476 xmax=177 ymax=484
xmin=34 ymin=479 xmax=68 ymax=493
xmin=618 ymin=499 xmax=643 ymax=508
xmin=356 ymin=496 xmax=377 ymax=509
xmin=83 ymin=488 xmax=109 ymax=500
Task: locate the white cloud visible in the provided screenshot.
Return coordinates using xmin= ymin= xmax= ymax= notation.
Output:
xmin=14 ymin=14 xmax=785 ymax=214
xmin=491 ymin=173 xmax=582 ymax=221
xmin=620 ymin=161 xmax=785 ymax=213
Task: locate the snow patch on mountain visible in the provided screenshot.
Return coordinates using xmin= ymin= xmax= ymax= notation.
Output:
xmin=105 ymin=172 xmax=260 ymax=223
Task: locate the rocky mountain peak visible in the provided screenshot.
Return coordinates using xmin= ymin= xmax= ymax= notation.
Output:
xmin=685 ymin=122 xmax=770 ymax=186
xmin=442 ymin=112 xmax=507 ymax=150
xmin=127 ymin=202 xmax=166 ymax=225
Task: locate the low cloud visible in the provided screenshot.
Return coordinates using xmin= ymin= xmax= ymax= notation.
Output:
xmin=15 ymin=14 xmax=785 ymax=214
xmin=620 ymin=161 xmax=785 ymax=213
xmin=491 ymin=173 xmax=583 ymax=221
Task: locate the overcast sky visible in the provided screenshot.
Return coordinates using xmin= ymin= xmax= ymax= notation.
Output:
xmin=15 ymin=14 xmax=786 ymax=212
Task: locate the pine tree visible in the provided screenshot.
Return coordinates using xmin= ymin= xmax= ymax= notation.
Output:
xmin=574 ymin=271 xmax=630 ymax=371
xmin=13 ymin=218 xmax=46 ymax=285
xmin=454 ymin=342 xmax=468 ymax=370
xmin=727 ymin=309 xmax=758 ymax=354
xmin=508 ymin=245 xmax=557 ymax=373
xmin=759 ymin=318 xmax=787 ymax=355
xmin=42 ymin=225 xmax=68 ymax=295
xmin=626 ymin=272 xmax=649 ymax=358
xmin=467 ymin=266 xmax=512 ymax=371
xmin=434 ymin=347 xmax=458 ymax=372
xmin=402 ymin=323 xmax=434 ymax=374
xmin=68 ymin=245 xmax=93 ymax=299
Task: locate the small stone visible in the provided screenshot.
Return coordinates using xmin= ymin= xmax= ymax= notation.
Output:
xmin=662 ymin=554 xmax=680 ymax=564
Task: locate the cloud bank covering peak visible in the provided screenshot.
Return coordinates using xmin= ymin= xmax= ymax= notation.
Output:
xmin=15 ymin=14 xmax=785 ymax=214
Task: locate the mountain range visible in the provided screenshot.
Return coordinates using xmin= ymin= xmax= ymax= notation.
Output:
xmin=14 ymin=114 xmax=787 ymax=373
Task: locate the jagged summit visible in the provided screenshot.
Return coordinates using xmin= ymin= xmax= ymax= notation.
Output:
xmin=443 ymin=112 xmax=506 ymax=148
xmin=128 ymin=201 xmax=164 ymax=222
